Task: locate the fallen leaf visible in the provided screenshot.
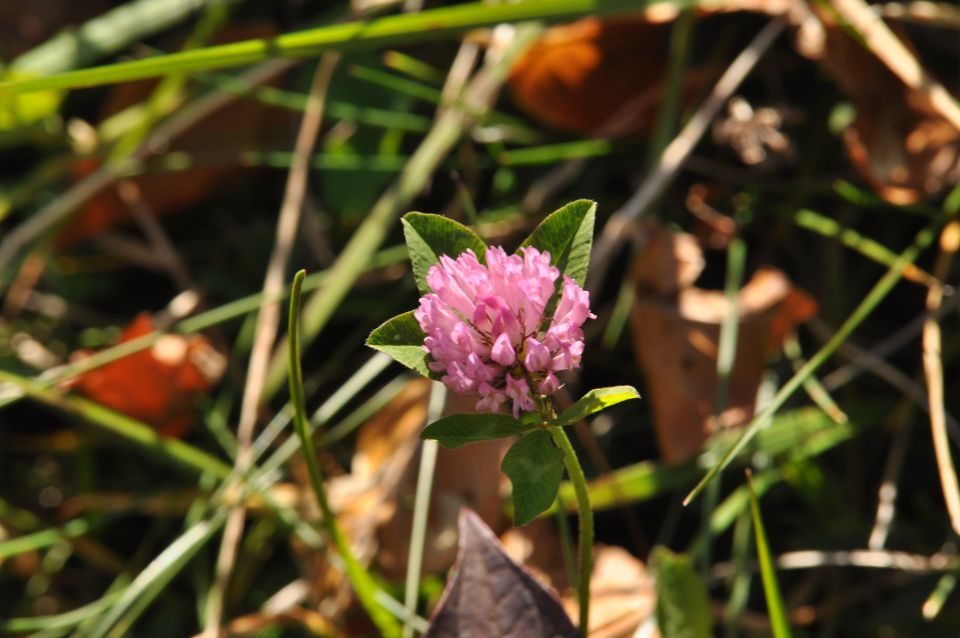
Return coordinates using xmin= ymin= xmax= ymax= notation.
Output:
xmin=423 ymin=508 xmax=579 ymax=638
xmin=502 ymin=520 xmax=657 ymax=638
xmin=567 ymin=546 xmax=657 ymax=638
xmin=630 ymin=222 xmax=705 ymax=297
xmin=368 ymin=389 xmax=510 ymax=580
xmin=798 ymin=8 xmax=960 ymax=204
xmin=508 ymin=16 xmax=711 ymax=138
xmin=69 ymin=313 xmax=226 ymax=437
xmin=630 ymin=224 xmax=818 ymax=463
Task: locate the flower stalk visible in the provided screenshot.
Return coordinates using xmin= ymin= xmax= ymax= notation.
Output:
xmin=548 ymin=424 xmax=593 ymax=634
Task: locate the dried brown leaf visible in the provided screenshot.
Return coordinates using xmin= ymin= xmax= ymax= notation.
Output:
xmin=630 ymin=226 xmax=817 ymax=463
xmin=69 ymin=313 xmax=226 ymax=438
xmin=423 ymin=509 xmax=579 ymax=638
xmin=801 ymin=10 xmax=960 ymax=204
xmin=508 ymin=16 xmax=713 ymax=138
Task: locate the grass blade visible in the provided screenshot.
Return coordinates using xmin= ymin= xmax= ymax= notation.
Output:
xmin=746 ymin=471 xmax=793 ymax=638
xmin=287 ymin=270 xmax=401 ymax=638
xmin=0 ymin=0 xmax=674 ymax=97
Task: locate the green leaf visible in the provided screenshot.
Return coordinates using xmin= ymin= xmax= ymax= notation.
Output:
xmin=651 ymin=547 xmax=713 ymax=638
xmin=747 ymin=472 xmax=793 ymax=638
xmin=519 ymin=199 xmax=596 ymax=286
xmin=554 ymin=385 xmax=640 ymax=427
xmin=366 ymin=311 xmax=433 ymax=378
xmin=501 ymin=430 xmax=564 ymax=526
xmin=421 ymin=413 xmax=533 ymax=449
xmin=402 ymin=212 xmax=487 ymax=295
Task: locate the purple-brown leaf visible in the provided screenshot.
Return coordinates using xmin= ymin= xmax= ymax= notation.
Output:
xmin=423 ymin=509 xmax=580 ymax=638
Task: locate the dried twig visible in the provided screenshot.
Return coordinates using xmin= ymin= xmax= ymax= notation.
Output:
xmin=116 ymin=179 xmax=194 ymax=290
xmin=204 ymin=54 xmax=340 ymax=638
xmin=868 ymin=409 xmax=913 ymax=550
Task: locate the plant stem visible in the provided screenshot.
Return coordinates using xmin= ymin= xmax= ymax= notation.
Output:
xmin=287 ymin=270 xmax=401 ymax=638
xmin=549 ymin=426 xmax=593 ymax=634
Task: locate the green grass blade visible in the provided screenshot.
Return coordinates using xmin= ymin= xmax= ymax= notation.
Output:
xmin=746 ymin=471 xmax=793 ymax=638
xmin=0 ymin=519 xmax=91 ymax=559
xmin=0 ymin=593 xmax=122 ymax=633
xmin=794 ymin=209 xmax=937 ymax=286
xmin=287 ymin=270 xmax=402 ymax=638
xmin=0 ymin=0 xmax=676 ymax=97
xmin=651 ymin=547 xmax=713 ymax=638
xmin=684 ymin=213 xmax=951 ymax=505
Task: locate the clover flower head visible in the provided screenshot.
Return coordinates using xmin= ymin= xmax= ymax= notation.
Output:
xmin=414 ymin=246 xmax=595 ymax=417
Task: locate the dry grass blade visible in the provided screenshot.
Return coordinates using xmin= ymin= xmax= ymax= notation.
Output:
xmin=922 ymin=221 xmax=960 ymax=535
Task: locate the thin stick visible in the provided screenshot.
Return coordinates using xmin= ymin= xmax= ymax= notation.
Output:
xmin=206 ymin=54 xmax=339 ymax=638
xmin=588 ymin=18 xmax=786 ymax=290
xmin=116 ymin=179 xmax=194 ymax=290
xmin=821 ymin=292 xmax=960 ymax=389
xmin=922 ymin=221 xmax=960 ymax=534
xmin=868 ymin=410 xmax=913 ymax=550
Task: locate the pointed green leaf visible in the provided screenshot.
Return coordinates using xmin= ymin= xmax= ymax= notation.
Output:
xmin=421 ymin=413 xmax=533 ymax=449
xmin=554 ymin=385 xmax=640 ymax=427
xmin=519 ymin=200 xmax=596 ymax=286
xmin=402 ymin=212 xmax=487 ymax=295
xmin=748 ymin=472 xmax=793 ymax=638
xmin=366 ymin=311 xmax=433 ymax=378
xmin=501 ymin=430 xmax=564 ymax=526
xmin=651 ymin=547 xmax=713 ymax=638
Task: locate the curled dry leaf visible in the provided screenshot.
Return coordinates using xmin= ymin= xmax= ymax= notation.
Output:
xmin=630 ymin=222 xmax=705 ymax=297
xmin=630 ymin=224 xmax=818 ymax=464
xmin=68 ymin=313 xmax=226 ymax=438
xmin=423 ymin=509 xmax=578 ymax=638
xmin=804 ymin=14 xmax=960 ymax=204
xmin=57 ymin=23 xmax=296 ymax=247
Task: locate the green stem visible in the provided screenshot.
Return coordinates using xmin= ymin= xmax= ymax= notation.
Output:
xmin=287 ymin=270 xmax=401 ymax=638
xmin=0 ymin=0 xmax=669 ymax=96
xmin=549 ymin=426 xmax=593 ymax=634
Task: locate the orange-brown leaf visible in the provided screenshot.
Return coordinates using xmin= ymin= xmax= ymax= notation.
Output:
xmin=70 ymin=313 xmax=226 ymax=438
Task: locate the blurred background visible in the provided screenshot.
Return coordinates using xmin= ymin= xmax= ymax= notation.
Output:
xmin=1 ymin=0 xmax=959 ymax=636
